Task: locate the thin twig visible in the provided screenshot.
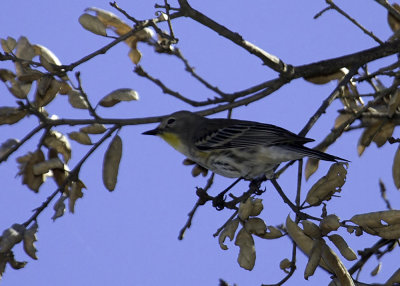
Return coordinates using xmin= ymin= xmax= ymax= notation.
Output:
xmin=325 ymin=0 xmax=383 ymax=44
xmin=178 ymin=173 xmax=215 ymax=240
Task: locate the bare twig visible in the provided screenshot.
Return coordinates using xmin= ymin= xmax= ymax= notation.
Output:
xmin=325 ymin=0 xmax=383 ymax=44
xmin=178 ymin=173 xmax=215 ymax=240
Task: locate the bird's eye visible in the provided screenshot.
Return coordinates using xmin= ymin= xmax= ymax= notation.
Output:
xmin=167 ymin=118 xmax=176 ymax=125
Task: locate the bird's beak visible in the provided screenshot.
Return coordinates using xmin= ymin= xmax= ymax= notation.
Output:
xmin=142 ymin=128 xmax=160 ymax=135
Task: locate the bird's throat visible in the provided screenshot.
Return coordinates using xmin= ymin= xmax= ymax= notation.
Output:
xmin=160 ymin=132 xmax=184 ymax=152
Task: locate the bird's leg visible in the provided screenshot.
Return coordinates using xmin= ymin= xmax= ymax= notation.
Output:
xmin=249 ymin=175 xmax=267 ymax=195
xmin=213 ymin=177 xmax=243 ymax=210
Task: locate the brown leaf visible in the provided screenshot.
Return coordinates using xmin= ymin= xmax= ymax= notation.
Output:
xmin=34 ymin=76 xmax=61 ymax=107
xmin=218 ymin=218 xmax=239 ymax=250
xmin=238 ymin=198 xmax=253 ymax=221
xmin=0 ymin=107 xmax=27 ymax=125
xmin=320 ymin=243 xmax=354 ymax=285
xmin=17 ymin=150 xmax=46 ymax=192
xmin=67 ymin=89 xmax=89 ymax=109
xmin=393 ymin=146 xmax=400 ymax=189
xmin=33 ymin=44 xmax=62 ymax=73
xmin=128 ymin=48 xmax=142 ymax=65
xmin=234 ymin=228 xmax=255 ymax=271
xmin=102 ymin=134 xmax=122 ymax=191
xmin=285 ymin=215 xmax=331 ymax=271
xmin=257 ymin=226 xmax=283 ymax=239
xmin=8 ymin=78 xmax=30 ymax=99
xmin=301 ymin=220 xmax=321 ymax=239
xmin=1 ymin=36 xmax=17 ymax=53
xmin=372 ymin=122 xmax=395 ymax=147
xmin=304 ymin=68 xmax=347 ymax=85
xmin=0 ymin=69 xmax=15 ymax=82
xmin=80 ymin=123 xmax=106 ymax=134
xmin=23 ymin=222 xmax=38 ymax=260
xmin=319 ymin=214 xmax=340 ymax=235
xmin=358 ymin=122 xmax=382 ymax=156
xmin=279 ymin=258 xmax=292 ymax=273
xmin=68 ymin=131 xmax=93 ymax=145
xmin=388 ymin=3 xmax=400 ymax=32
xmin=98 ymin=88 xmax=139 ymax=107
xmin=32 ymin=157 xmax=64 ymax=175
xmin=350 ymin=210 xmax=400 ymax=239
xmin=388 ymin=89 xmax=400 ymax=117
xmin=0 ymin=138 xmax=19 ymax=161
xmin=304 ymin=239 xmax=323 ymax=280
xmin=52 ymin=195 xmax=66 ymax=221
xmin=68 ymin=180 xmax=85 ymax=213
xmin=15 ymin=37 xmax=35 ymax=77
xmin=0 ymin=224 xmax=25 ymax=253
xmin=244 ymin=218 xmax=267 ymax=235
xmin=78 ymin=13 xmax=107 ymax=36
xmin=305 ymin=163 xmax=347 ymax=206
xmin=328 ymin=234 xmax=357 ymax=261
xmin=43 ymin=131 xmax=71 ymax=163
xmin=370 ymin=262 xmax=382 ymax=277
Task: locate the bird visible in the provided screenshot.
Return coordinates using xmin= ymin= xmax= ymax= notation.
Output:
xmin=142 ymin=110 xmax=347 ymax=180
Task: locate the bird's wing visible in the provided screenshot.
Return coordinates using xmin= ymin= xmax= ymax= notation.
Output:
xmin=195 ymin=121 xmax=313 ymax=150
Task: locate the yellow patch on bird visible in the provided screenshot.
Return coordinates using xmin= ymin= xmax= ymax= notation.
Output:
xmin=160 ymin=132 xmax=184 ymax=151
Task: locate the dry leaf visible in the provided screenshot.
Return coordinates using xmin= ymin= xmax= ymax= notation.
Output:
xmin=80 ymin=123 xmax=106 ymax=134
xmin=32 ymin=157 xmax=64 ymax=175
xmin=234 ymin=228 xmax=255 ymax=271
xmin=372 ymin=122 xmax=395 ymax=147
xmin=357 ymin=122 xmax=382 ymax=156
xmin=218 ymin=218 xmax=239 ymax=250
xmin=1 ymin=36 xmax=17 ymax=53
xmin=23 ymin=222 xmax=38 ymax=260
xmin=102 ymin=134 xmax=122 ymax=191
xmin=33 ymin=44 xmax=62 ymax=73
xmin=305 ymin=239 xmax=323 ymax=280
xmin=305 ymin=163 xmax=347 ymax=206
xmin=8 ymin=78 xmax=30 ymax=99
xmin=0 ymin=138 xmax=19 ymax=161
xmin=85 ymin=7 xmax=129 ymax=35
xmin=69 ymin=180 xmax=85 ymax=213
xmin=385 ymin=268 xmax=400 ymax=285
xmin=321 ymin=243 xmax=354 ymax=286
xmin=17 ymin=150 xmax=46 ymax=192
xmin=301 ymin=220 xmax=321 ymax=239
xmin=78 ymin=13 xmax=107 ymax=36
xmin=98 ymin=88 xmax=139 ymax=107
xmin=238 ymin=198 xmax=253 ymax=221
xmin=18 ymin=70 xmax=44 ymax=83
xmin=389 ymin=89 xmax=400 ymax=116
xmin=129 ymin=48 xmax=142 ymax=65
xmin=43 ymin=130 xmax=71 ymax=163
xmin=68 ymin=131 xmax=93 ymax=145
xmin=52 ymin=195 xmax=66 ymax=221
xmin=0 ymin=107 xmax=27 ymax=125
xmin=393 ymin=146 xmax=400 ymax=189
xmin=319 ymin=214 xmax=340 ymax=235
xmin=0 ymin=69 xmax=15 ymax=82
xmin=388 ymin=3 xmax=400 ymax=32
xmin=244 ymin=218 xmax=267 ymax=235
xmin=34 ymin=76 xmax=61 ymax=107
xmin=67 ymin=89 xmax=89 ymax=109
xmin=328 ymin=234 xmax=357 ymax=261
xmin=350 ymin=210 xmax=400 ymax=239
xmin=285 ymin=215 xmax=331 ymax=271
xmin=257 ymin=226 xmax=283 ymax=239
xmin=0 ymin=224 xmax=25 ymax=253
xmin=305 ymin=157 xmax=321 ymax=181
xmin=371 ymin=262 xmax=382 ymax=277
xmin=304 ymin=68 xmax=347 ymax=85
xmin=280 ymin=258 xmax=292 ymax=273
xmin=249 ymin=198 xmax=263 ymax=216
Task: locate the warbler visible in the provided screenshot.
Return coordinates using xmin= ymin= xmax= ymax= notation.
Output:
xmin=143 ymin=111 xmax=347 ymax=180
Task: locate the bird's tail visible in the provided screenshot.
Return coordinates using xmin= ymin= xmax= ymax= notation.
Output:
xmin=286 ymin=145 xmax=349 ymax=162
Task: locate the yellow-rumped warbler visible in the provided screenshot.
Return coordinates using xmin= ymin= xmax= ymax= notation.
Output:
xmin=143 ymin=110 xmax=347 ymax=180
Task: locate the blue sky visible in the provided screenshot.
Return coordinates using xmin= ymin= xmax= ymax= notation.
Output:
xmin=1 ymin=1 xmax=399 ymax=285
